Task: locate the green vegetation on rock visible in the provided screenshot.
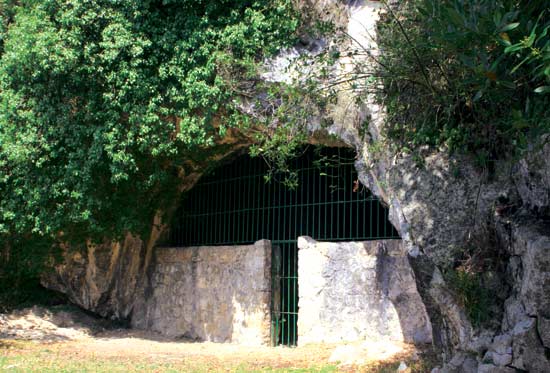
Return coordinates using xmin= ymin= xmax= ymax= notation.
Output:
xmin=377 ymin=0 xmax=550 ymax=164
xmin=0 ymin=0 xmax=299 ymax=306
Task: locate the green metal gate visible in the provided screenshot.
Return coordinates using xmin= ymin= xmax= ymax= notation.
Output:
xmin=169 ymin=147 xmax=400 ymax=346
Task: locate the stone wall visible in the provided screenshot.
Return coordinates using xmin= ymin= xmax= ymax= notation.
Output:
xmin=132 ymin=240 xmax=273 ymax=346
xmin=297 ymin=236 xmax=432 ymax=345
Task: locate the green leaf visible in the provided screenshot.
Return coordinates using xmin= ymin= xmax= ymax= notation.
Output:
xmin=490 ymin=54 xmax=505 ymax=71
xmin=445 ymin=7 xmax=464 ymax=26
xmin=493 ymin=12 xmax=502 ymax=27
xmin=504 ymin=43 xmax=524 ymax=53
xmin=525 ymin=33 xmax=536 ymax=48
xmin=498 ymin=80 xmax=516 ymax=89
xmin=534 ymin=85 xmax=550 ymax=94
xmin=499 ymin=22 xmax=520 ymax=32
xmin=537 ymin=25 xmax=549 ymax=42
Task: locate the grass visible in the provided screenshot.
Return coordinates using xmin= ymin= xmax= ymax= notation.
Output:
xmin=0 ymin=340 xmax=337 ymax=373
xmin=0 ymin=339 xmax=438 ymax=373
xmin=1 ymin=354 xmax=337 ymax=373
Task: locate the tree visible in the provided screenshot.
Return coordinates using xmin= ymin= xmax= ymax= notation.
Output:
xmin=0 ymin=0 xmax=298 ymax=244
xmin=0 ymin=0 xmax=299 ymax=304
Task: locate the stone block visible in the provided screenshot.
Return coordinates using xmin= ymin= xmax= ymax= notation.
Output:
xmin=297 ymin=237 xmax=431 ymax=345
xmin=133 ymin=240 xmax=272 ymax=346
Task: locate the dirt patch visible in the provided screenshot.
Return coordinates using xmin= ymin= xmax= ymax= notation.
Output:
xmin=0 ymin=305 xmax=113 ymax=342
xmin=0 ymin=306 xmax=434 ymax=372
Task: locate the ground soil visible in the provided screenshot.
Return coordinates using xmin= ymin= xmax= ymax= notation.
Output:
xmin=0 ymin=306 xmax=436 ymax=372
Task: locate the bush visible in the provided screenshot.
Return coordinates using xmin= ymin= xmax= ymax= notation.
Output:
xmin=0 ymin=0 xmax=298 ymax=242
xmin=0 ymin=236 xmax=65 ymax=312
xmin=0 ymin=0 xmax=299 ymax=295
xmin=376 ymin=0 xmax=550 ymax=165
xmin=445 ymin=268 xmax=492 ymax=328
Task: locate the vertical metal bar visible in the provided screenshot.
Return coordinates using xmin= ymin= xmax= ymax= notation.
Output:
xmin=305 ymin=161 xmax=310 ymax=237
xmin=187 ymin=197 xmax=192 ymax=246
xmin=281 ymin=180 xmax=285 ymax=245
xmin=203 ymin=182 xmax=207 ymax=244
xmin=362 ymin=192 xmax=366 ymax=239
xmin=236 ymin=168 xmax=240 ymax=244
xmin=329 ymin=154 xmax=334 ymax=240
xmin=252 ymin=161 xmax=256 ymax=242
xmin=229 ymin=165 xmax=233 ymax=244
xmin=209 ymin=182 xmax=213 ymax=244
xmin=185 ymin=205 xmax=189 ymax=246
xmin=224 ymin=175 xmax=229 ymax=245
xmin=299 ymin=164 xmax=304 ymax=237
xmin=236 ymin=172 xmax=241 ymax=244
xmin=369 ymin=198 xmax=373 ymax=238
xmin=177 ymin=206 xmax=181 ymax=246
xmin=179 ymin=202 xmax=183 ymax=247
xmin=385 ymin=202 xmax=389 ymax=238
xmin=294 ymin=242 xmax=298 ymax=345
xmin=267 ymin=171 xmax=271 ymax=241
xmin=192 ymin=197 xmax=195 ymax=244
xmin=247 ymin=157 xmax=252 ymax=243
xmin=311 ymin=166 xmax=316 ymax=238
xmin=294 ymin=166 xmax=299 ymax=346
xmin=353 ymin=169 xmax=361 ymax=237
xmin=376 ymin=198 xmax=380 ymax=238
xmin=287 ymin=173 xmax=292 ymax=240
xmin=281 ymin=242 xmax=285 ymax=345
xmin=337 ymin=154 xmax=340 ymax=239
xmin=239 ymin=164 xmax=243 ymax=243
xmin=346 ymin=159 xmax=353 ymax=240
xmin=192 ymin=187 xmax=198 ymax=246
xmin=324 ymin=152 xmax=328 ymax=240
xmin=315 ymin=155 xmax=323 ymax=239
xmin=204 ymin=183 xmax=208 ymax=245
xmin=226 ymin=165 xmax=231 ymax=244
xmin=216 ymin=177 xmax=221 ymax=244
xmin=283 ymin=180 xmax=288 ymax=345
xmin=261 ymin=171 xmax=265 ymax=242
xmin=197 ymin=184 xmax=202 ymax=245
xmin=258 ymin=160 xmax=263 ymax=240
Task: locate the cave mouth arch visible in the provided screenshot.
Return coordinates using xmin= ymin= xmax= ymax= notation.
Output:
xmin=169 ymin=146 xmax=400 ymax=346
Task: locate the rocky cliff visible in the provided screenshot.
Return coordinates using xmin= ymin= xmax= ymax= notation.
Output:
xmin=264 ymin=1 xmax=550 ymax=370
xmin=342 ymin=2 xmax=550 ymax=371
xmin=41 ymin=1 xmax=550 ymax=371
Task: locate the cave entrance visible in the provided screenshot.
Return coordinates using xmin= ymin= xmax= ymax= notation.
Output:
xmin=169 ymin=146 xmax=400 ymax=346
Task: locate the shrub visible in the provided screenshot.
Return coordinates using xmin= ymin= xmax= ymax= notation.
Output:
xmin=0 ymin=0 xmax=298 ymax=243
xmin=376 ymin=0 xmax=550 ymax=164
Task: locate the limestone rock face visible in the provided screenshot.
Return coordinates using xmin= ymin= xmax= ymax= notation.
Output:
xmin=41 ymin=234 xmax=147 ymax=320
xmin=297 ymin=236 xmax=432 ymax=345
xmin=267 ymin=1 xmax=550 ymax=370
xmin=483 ymin=216 xmax=550 ymax=372
xmin=513 ymin=137 xmax=550 ymax=216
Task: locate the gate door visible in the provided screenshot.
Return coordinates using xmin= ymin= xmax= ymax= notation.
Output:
xmin=169 ymin=147 xmax=400 ymax=346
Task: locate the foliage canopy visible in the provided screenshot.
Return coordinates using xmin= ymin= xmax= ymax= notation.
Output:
xmin=0 ymin=0 xmax=298 ymax=246
xmin=377 ymin=0 xmax=550 ymax=164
